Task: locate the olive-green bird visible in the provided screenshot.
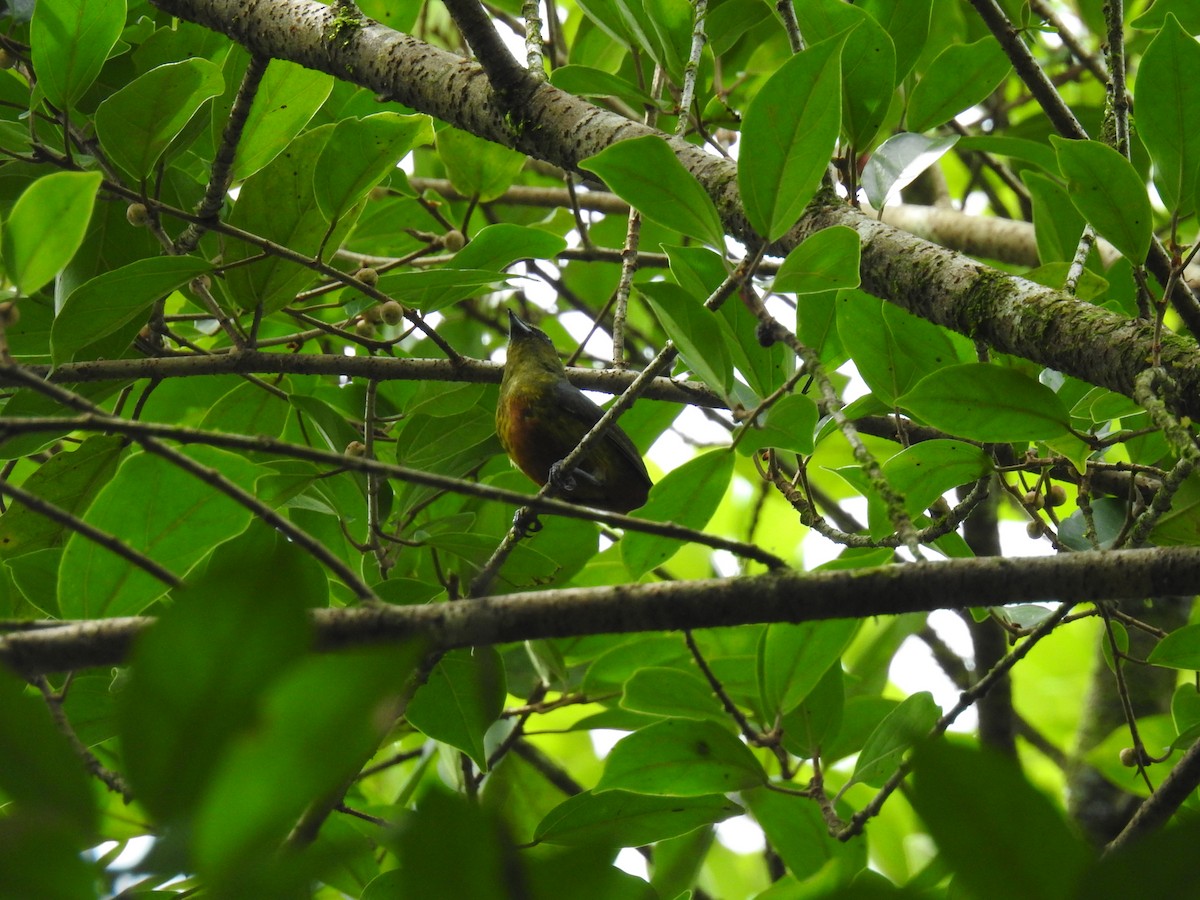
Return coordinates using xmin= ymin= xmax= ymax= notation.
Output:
xmin=496 ymin=310 xmax=652 ymax=513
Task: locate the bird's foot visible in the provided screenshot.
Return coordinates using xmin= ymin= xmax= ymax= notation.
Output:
xmin=513 ymin=507 xmax=542 ymax=538
xmin=548 ymin=460 xmax=578 ymax=494
xmin=549 ymin=461 xmax=603 ymax=496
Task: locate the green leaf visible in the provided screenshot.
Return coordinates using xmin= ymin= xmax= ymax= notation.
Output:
xmin=739 ymin=36 xmax=843 ymax=242
xmin=583 ymin=635 xmax=690 ymax=694
xmin=665 ymin=244 xmax=726 ymax=298
xmin=406 ymin=647 xmax=506 ymax=769
xmin=613 ymin=0 xmax=691 ymax=79
xmin=30 ymin=0 xmax=125 ymax=109
xmin=1083 ymin=714 xmax=1175 ymax=799
xmin=1023 ymin=170 xmax=1087 ymax=264
xmin=374 ymin=789 xmax=514 ymax=900
xmin=733 ymin=393 xmax=820 ymax=456
xmin=1100 ymin=620 xmax=1129 ymax=674
xmin=2 ymin=171 xmax=103 ymax=295
xmin=858 ymin=0 xmax=932 ymax=81
xmin=315 ymin=113 xmax=432 ymax=222
xmin=910 ymin=741 xmax=1092 ymax=900
xmin=795 ymin=0 xmax=896 ymax=148
xmin=55 ymin=186 xmax=162 ymax=315
xmin=117 ymin=523 xmax=315 ymax=823
xmin=0 ymin=436 xmax=125 ymax=559
xmin=1131 ymin=0 xmax=1200 ymax=32
xmin=1076 ymin=817 xmax=1200 ymax=899
xmin=622 ymin=449 xmax=734 ymax=578
xmin=1024 ymin=263 xmax=1108 ymax=300
xmin=199 ymin=379 xmax=292 ymax=437
xmin=535 ymin=791 xmax=740 ymax=847
xmin=955 ymin=135 xmax=1060 ymax=175
xmin=223 ymin=126 xmax=351 ymax=313
xmin=574 ymin=0 xmax=635 ymax=46
xmin=290 ymin=391 xmax=364 ymax=453
xmin=0 ymin=382 xmax=126 ymax=461
xmin=718 ymin=295 xmax=795 ymax=397
xmin=907 ymin=37 xmax=1011 ymax=133
xmin=843 ymin=691 xmax=939 ymax=792
xmin=437 ymin=127 xmax=528 ymax=202
xmin=229 ymin=58 xmax=334 ymax=181
xmin=193 ymin=644 xmax=424 ymax=886
xmin=898 ymin=363 xmax=1072 ymax=442
xmin=644 ymin=0 xmax=693 ymax=79
xmin=797 ymin=290 xmax=844 ymax=367
xmin=759 ymin=619 xmax=858 ymax=718
xmin=881 ymin=440 xmax=993 ymax=517
xmin=1051 ymin=136 xmax=1152 ymax=264
xmin=862 ymin=133 xmax=959 ymax=209
xmin=620 ymin=667 xmax=729 ymax=723
xmin=772 ymin=225 xmax=861 ymax=295
xmin=638 ymin=280 xmax=733 ymax=395
xmin=596 ymin=719 xmax=766 ymax=796
xmin=58 ymin=447 xmax=260 ymax=618
xmin=0 ymin=817 xmax=98 ymax=900
xmin=838 ymin=291 xmax=960 ymax=405
xmin=52 ymin=255 xmax=211 ymax=366
xmin=707 ymin=0 xmax=772 ymax=56
xmin=581 ymin=135 xmax=725 ymax=248
xmin=779 ymin=663 xmax=844 ymax=759
xmin=374 ymin=268 xmax=509 ymax=313
xmin=0 ymin=667 xmax=96 ymax=837
xmin=549 ymin=65 xmax=656 ymax=108
xmin=744 ymin=787 xmax=865 ymax=881
xmin=1148 ymin=623 xmax=1200 ymax=670
xmin=94 ymin=59 xmax=225 ymax=180
xmin=822 ymin=696 xmax=897 ymax=764
xmin=6 ymin=549 xmax=61 ymax=618
xmin=1134 ymin=15 xmax=1200 ymax=215
xmin=1172 ymin=682 xmax=1200 ymax=743
xmin=1149 ymin=472 xmax=1200 ymax=547
xmin=447 ymin=223 xmax=568 ymax=271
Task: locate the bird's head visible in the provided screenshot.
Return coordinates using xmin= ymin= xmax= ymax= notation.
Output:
xmin=505 ymin=310 xmax=566 ymax=377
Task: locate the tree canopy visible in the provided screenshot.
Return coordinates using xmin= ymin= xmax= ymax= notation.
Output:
xmin=4 ymin=0 xmax=1200 ymax=897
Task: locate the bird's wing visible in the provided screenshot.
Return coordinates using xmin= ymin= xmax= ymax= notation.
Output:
xmin=550 ymin=380 xmax=649 ymax=477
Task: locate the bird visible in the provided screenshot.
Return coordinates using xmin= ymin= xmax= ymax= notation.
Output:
xmin=496 ymin=310 xmax=653 ymax=514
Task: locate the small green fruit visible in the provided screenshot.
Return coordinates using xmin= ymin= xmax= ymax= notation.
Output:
xmin=380 ymin=300 xmax=403 ymax=325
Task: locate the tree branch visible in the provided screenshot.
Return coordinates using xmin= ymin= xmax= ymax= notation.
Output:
xmin=1105 ymin=734 xmax=1200 ymax=854
xmin=5 ymin=545 xmax=1200 ymax=677
xmin=6 ymin=350 xmax=723 ymax=408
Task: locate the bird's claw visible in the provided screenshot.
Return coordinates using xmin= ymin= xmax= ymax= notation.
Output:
xmin=513 ymin=508 xmax=542 ymax=538
xmin=548 ymin=461 xmax=577 ymax=494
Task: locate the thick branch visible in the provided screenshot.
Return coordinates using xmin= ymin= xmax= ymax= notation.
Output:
xmin=147 ymin=0 xmax=1200 ymax=419
xmin=5 ymin=546 xmax=1200 ymax=677
xmin=795 ymin=202 xmax=1200 ymax=417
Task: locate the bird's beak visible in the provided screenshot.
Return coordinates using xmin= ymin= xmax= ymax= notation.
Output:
xmin=508 ymin=309 xmax=535 ymax=338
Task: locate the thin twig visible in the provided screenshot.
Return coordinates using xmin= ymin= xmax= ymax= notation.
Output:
xmin=175 ymin=55 xmax=269 ymax=254
xmin=34 ymin=676 xmax=133 ymax=801
xmin=1 ymin=368 xmax=379 ymax=602
xmin=0 ymin=409 xmax=784 ymax=569
xmin=0 ymin=478 xmax=182 ymax=589
xmin=837 ymin=601 xmax=1077 ymax=840
xmin=1106 ymin=733 xmax=1200 ymax=854
xmin=1101 ymin=0 xmax=1130 ymax=158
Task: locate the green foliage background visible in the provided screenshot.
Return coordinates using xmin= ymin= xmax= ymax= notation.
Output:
xmin=3 ymin=0 xmax=1200 ymax=897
